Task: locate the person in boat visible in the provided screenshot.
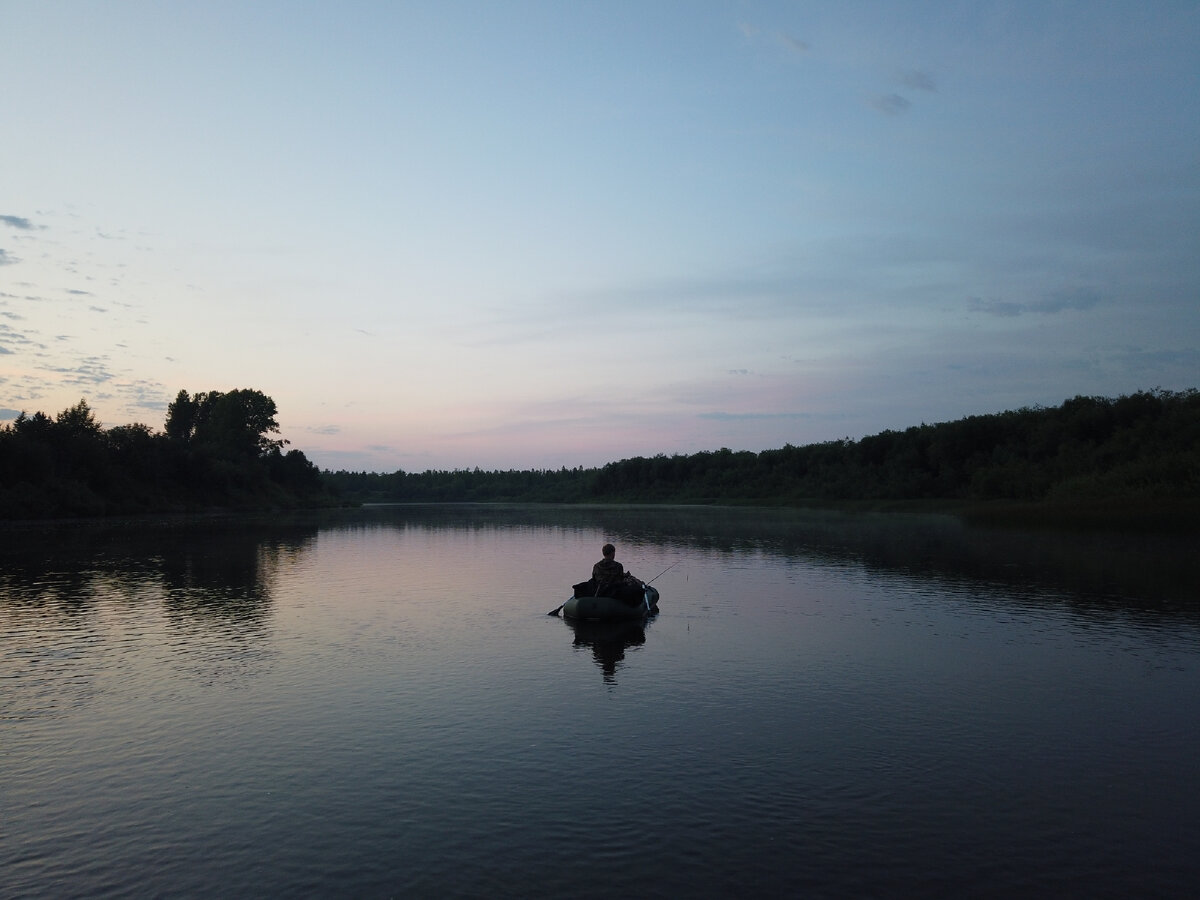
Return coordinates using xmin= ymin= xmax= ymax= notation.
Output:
xmin=588 ymin=543 xmax=644 ymax=605
xmin=592 ymin=543 xmax=626 ymax=593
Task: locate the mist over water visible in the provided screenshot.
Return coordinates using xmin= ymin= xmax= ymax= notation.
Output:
xmin=3 ymin=506 xmax=1198 ymax=897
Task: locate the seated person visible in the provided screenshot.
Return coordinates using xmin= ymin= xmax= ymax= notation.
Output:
xmin=578 ymin=543 xmax=642 ymax=605
xmin=592 ymin=542 xmax=625 ymax=590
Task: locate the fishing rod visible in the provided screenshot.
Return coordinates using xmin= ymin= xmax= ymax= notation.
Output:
xmin=644 ymin=561 xmax=681 ymax=586
xmin=549 ymin=560 xmax=681 ymax=617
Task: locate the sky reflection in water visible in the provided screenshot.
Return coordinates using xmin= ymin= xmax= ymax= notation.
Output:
xmin=2 ymin=506 xmax=1198 ymax=897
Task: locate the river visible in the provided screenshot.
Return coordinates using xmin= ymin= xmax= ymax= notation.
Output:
xmin=2 ymin=505 xmax=1197 ymax=897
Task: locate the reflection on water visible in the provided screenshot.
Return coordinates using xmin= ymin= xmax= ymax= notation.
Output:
xmin=0 ymin=516 xmax=318 ymax=609
xmin=336 ymin=503 xmax=1200 ymax=628
xmin=0 ymin=516 xmax=320 ymax=723
xmin=2 ymin=505 xmax=1198 ymax=898
xmin=564 ymin=615 xmax=653 ymax=684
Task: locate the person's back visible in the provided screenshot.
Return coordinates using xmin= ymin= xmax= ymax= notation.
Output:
xmin=592 ymin=543 xmax=624 ymax=588
xmin=592 ymin=557 xmax=624 ymax=582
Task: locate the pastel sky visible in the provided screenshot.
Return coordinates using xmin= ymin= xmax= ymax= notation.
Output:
xmin=3 ymin=2 xmax=1198 ymax=472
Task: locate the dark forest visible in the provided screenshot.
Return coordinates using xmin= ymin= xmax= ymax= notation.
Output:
xmin=2 ymin=388 xmax=1197 ymax=528
xmin=0 ymin=389 xmax=331 ymax=518
xmin=325 ymin=389 xmax=1198 ymax=528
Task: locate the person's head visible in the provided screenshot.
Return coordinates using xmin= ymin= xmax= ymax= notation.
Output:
xmin=601 ymin=543 xmax=615 ymax=559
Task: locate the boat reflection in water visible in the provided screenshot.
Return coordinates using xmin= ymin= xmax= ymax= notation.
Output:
xmin=562 ymin=615 xmax=656 ymax=684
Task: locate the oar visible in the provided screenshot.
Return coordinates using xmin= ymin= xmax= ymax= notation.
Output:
xmin=550 ymin=561 xmax=678 ymax=616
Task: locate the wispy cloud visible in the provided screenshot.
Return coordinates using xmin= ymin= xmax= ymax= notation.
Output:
xmin=870 ymin=70 xmax=936 ymax=116
xmin=896 ymin=69 xmax=936 ymax=92
xmin=0 ymin=215 xmax=34 ymax=230
xmin=1108 ymin=345 xmax=1200 ymax=372
xmin=970 ymin=288 xmax=1101 ymax=317
xmin=0 ymin=323 xmax=38 ymax=349
xmin=871 ymin=93 xmax=912 ymax=115
xmin=969 ymin=299 xmax=1023 ymax=317
xmin=0 ymin=249 xmax=17 ymax=266
xmin=43 ymin=356 xmax=115 ymax=385
xmin=780 ymin=33 xmax=809 ymax=54
xmin=1032 ymin=288 xmax=1102 ymax=314
xmin=738 ymin=23 xmax=810 ymax=56
xmin=699 ymin=411 xmax=816 ymax=422
xmin=118 ymin=378 xmax=170 ymax=413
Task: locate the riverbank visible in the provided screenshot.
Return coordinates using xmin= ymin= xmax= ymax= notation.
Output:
xmin=765 ymin=496 xmax=1200 ymax=533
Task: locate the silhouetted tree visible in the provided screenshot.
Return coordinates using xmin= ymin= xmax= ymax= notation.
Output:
xmin=166 ymin=388 xmax=285 ymax=459
xmin=165 ymin=390 xmax=199 ymax=442
xmin=0 ymin=387 xmax=331 ymax=518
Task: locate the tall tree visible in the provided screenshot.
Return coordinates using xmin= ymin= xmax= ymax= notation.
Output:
xmin=166 ymin=388 xmax=285 ymax=459
xmin=56 ymin=399 xmax=102 ymax=436
xmin=165 ymin=390 xmax=199 ymax=442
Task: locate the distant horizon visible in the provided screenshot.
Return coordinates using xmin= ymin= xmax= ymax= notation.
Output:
xmin=6 ymin=385 xmax=1191 ymax=476
xmin=314 ymin=385 xmax=1200 ymax=474
xmin=4 ymin=3 xmax=1197 ymax=474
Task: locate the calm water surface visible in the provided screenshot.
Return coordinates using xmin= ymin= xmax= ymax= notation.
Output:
xmin=2 ymin=505 xmax=1198 ymax=898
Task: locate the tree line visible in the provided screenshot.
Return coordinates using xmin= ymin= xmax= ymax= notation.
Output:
xmin=324 ymin=389 xmax=1199 ymax=524
xmin=0 ymin=389 xmax=332 ymax=518
xmin=3 ymin=388 xmax=1196 ymax=524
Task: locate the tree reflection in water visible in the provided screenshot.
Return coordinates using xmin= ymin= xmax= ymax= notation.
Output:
xmin=0 ymin=516 xmax=322 ymax=702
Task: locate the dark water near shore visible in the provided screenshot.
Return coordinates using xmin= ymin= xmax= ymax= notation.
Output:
xmin=3 ymin=505 xmax=1198 ymax=897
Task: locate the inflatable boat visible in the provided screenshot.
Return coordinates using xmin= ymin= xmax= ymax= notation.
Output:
xmin=561 ymin=579 xmax=660 ymax=621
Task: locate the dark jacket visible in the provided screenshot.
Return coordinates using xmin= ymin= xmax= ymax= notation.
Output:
xmin=592 ymin=558 xmax=625 ymax=584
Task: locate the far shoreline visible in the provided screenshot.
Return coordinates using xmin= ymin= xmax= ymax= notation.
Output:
xmin=1 ymin=496 xmax=1195 ymax=534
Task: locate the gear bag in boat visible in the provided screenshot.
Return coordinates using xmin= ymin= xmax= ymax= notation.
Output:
xmin=572 ymin=574 xmax=646 ymax=606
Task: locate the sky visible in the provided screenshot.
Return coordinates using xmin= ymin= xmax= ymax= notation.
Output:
xmin=2 ymin=1 xmax=1198 ymax=473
